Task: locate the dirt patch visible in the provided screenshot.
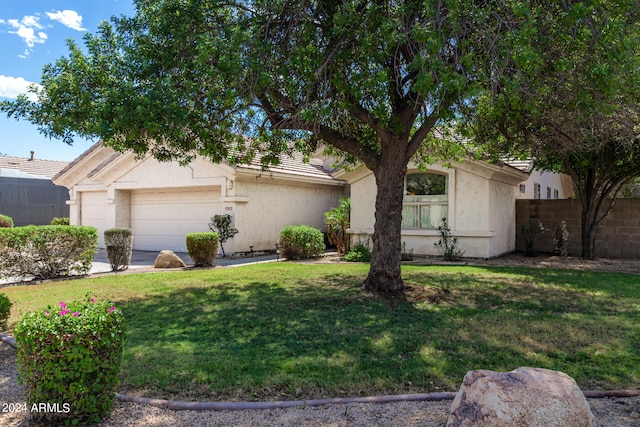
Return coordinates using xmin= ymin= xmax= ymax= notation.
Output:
xmin=404 ymin=253 xmax=640 ymax=275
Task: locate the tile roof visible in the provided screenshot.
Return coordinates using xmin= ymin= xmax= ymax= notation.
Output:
xmin=58 ymin=141 xmax=340 ymax=182
xmin=0 ymin=154 xmax=69 ymax=179
xmin=239 ymin=152 xmax=338 ymax=180
xmin=503 ymin=159 xmax=534 ymax=173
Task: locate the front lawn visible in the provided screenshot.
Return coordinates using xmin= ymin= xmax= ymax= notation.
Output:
xmin=2 ymin=263 xmax=638 ymax=400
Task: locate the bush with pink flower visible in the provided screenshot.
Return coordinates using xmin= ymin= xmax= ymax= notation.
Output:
xmin=14 ymin=296 xmax=126 ymax=424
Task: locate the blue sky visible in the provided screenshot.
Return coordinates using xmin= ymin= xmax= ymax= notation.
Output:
xmin=0 ymin=0 xmax=136 ymax=161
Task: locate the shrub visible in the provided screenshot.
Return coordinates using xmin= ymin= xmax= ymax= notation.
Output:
xmin=104 ymin=228 xmax=134 ymax=271
xmin=50 ymin=217 xmax=70 ymax=225
xmin=0 ymin=225 xmax=98 ymax=280
xmin=401 ymin=241 xmax=414 ymax=261
xmin=434 ymin=218 xmax=465 ymax=261
xmin=186 ymin=232 xmax=220 ymax=266
xmin=0 ymin=293 xmax=11 ymax=330
xmin=553 ymin=220 xmax=570 ymax=256
xmin=0 ymin=214 xmax=13 ymax=228
xmin=14 ymin=297 xmax=126 ymax=425
xmin=324 ymin=197 xmax=350 ymax=255
xmin=521 ymin=218 xmax=545 ymax=257
xmin=344 ymin=244 xmax=371 ymax=262
xmin=209 ymin=214 xmax=238 ymax=257
xmin=279 ymin=225 xmax=325 ymax=260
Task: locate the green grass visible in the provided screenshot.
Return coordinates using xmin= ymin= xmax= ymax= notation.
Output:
xmin=2 ymin=263 xmax=639 ymax=401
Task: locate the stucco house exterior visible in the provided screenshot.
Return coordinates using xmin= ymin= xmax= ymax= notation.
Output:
xmin=336 ymin=157 xmax=533 ymax=259
xmin=53 ymin=143 xmax=347 ymax=253
xmin=53 ymin=140 xmax=573 ymax=259
xmin=509 ymin=159 xmax=575 ymax=200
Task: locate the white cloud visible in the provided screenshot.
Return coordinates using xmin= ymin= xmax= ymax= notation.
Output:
xmin=20 ymin=15 xmax=43 ymax=29
xmin=46 ymin=10 xmax=86 ymax=31
xmin=2 ymin=10 xmax=84 ymax=58
xmin=0 ymin=75 xmax=41 ymax=102
xmin=6 ymin=16 xmax=48 ymax=52
xmin=13 ymin=26 xmax=48 ymax=47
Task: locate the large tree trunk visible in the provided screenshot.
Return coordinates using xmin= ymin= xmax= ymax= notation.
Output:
xmin=362 ymin=155 xmax=407 ymax=293
xmin=579 ymin=187 xmax=616 ymax=260
xmin=568 ymin=164 xmax=610 ymax=260
xmin=581 ymin=207 xmax=598 ymax=260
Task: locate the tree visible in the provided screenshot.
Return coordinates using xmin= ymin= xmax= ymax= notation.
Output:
xmin=1 ymin=0 xmax=552 ymax=291
xmin=209 ymin=214 xmax=238 ymax=257
xmin=468 ymin=0 xmax=640 ymax=260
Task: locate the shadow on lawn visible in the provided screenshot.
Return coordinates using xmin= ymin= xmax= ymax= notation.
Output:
xmin=116 ymin=268 xmax=640 ymax=401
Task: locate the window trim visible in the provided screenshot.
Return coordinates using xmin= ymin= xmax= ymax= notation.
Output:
xmin=402 ymin=169 xmax=452 ymax=230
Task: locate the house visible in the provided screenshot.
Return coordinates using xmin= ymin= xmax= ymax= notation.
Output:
xmin=0 ymin=152 xmax=70 ymax=226
xmin=53 ymin=142 xmax=348 ymax=253
xmin=508 ymin=159 xmax=575 ymax=200
xmin=336 ymin=157 xmax=533 ymax=259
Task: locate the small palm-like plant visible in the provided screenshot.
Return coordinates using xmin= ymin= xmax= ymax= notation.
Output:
xmin=324 ymin=197 xmax=350 ymax=255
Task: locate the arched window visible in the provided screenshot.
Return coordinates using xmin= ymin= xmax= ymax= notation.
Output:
xmin=402 ymin=172 xmax=448 ymax=229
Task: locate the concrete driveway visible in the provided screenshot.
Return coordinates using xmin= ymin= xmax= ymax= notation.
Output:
xmin=91 ymin=249 xmax=280 ymax=274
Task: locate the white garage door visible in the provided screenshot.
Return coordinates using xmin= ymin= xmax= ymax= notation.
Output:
xmin=130 ymin=188 xmax=221 ymax=252
xmin=80 ymin=191 xmax=108 ymax=247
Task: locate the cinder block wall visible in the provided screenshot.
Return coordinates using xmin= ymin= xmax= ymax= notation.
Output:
xmin=516 ymin=199 xmax=640 ymax=259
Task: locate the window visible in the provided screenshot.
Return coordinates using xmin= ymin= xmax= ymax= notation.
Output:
xmin=546 ymin=186 xmax=551 ymax=199
xmin=402 ymin=172 xmax=448 ymax=229
xmin=519 ymin=184 xmax=526 ymax=193
xmin=534 ymin=183 xmax=541 ymax=199
xmin=553 ymin=189 xmax=559 ymax=199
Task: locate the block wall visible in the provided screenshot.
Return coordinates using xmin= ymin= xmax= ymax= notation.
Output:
xmin=516 ymin=199 xmax=640 ymax=259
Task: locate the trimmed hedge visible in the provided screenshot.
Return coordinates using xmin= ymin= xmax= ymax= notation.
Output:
xmin=186 ymin=232 xmax=220 ymax=266
xmin=0 ymin=225 xmax=98 ymax=280
xmin=0 ymin=214 xmax=13 ymax=228
xmin=104 ymin=228 xmax=134 ymax=271
xmin=279 ymin=225 xmax=325 ymax=260
xmin=0 ymin=293 xmax=11 ymax=330
xmin=15 ymin=297 xmax=125 ymax=425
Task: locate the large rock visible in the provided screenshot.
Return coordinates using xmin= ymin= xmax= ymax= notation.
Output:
xmin=153 ymin=250 xmax=187 ymax=268
xmin=447 ymin=367 xmax=594 ymax=427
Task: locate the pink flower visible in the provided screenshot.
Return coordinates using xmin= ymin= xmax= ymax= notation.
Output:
xmin=59 ymin=309 xmax=71 ymax=316
xmin=45 ymin=311 xmax=50 ymax=316
xmin=90 ymin=298 xmax=96 ymax=303
xmin=60 ymin=301 xmax=67 ymax=309
xmin=107 ymin=306 xmax=117 ymax=314
xmin=72 ymin=311 xmax=80 ymax=317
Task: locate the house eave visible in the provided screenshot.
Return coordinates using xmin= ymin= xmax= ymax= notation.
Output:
xmin=53 ymin=143 xmax=117 ymax=189
xmin=462 ymin=157 xmax=529 ymax=185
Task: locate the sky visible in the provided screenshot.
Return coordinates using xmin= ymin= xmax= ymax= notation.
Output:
xmin=0 ymin=0 xmax=136 ymax=161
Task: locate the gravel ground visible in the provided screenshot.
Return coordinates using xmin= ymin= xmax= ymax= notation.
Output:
xmin=1 ymin=342 xmax=639 ymax=426
xmin=1 ymin=255 xmax=639 ymax=426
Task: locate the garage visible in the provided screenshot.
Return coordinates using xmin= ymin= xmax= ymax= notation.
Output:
xmin=130 ymin=188 xmax=222 ymax=252
xmin=79 ymin=191 xmax=109 ymax=247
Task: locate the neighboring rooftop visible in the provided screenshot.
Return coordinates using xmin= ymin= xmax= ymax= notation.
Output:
xmin=503 ymin=159 xmax=534 ymax=173
xmin=0 ymin=152 xmax=70 ymax=179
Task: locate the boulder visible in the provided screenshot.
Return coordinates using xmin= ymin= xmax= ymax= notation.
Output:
xmin=447 ymin=367 xmax=594 ymax=427
xmin=153 ymin=250 xmax=187 ymax=268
